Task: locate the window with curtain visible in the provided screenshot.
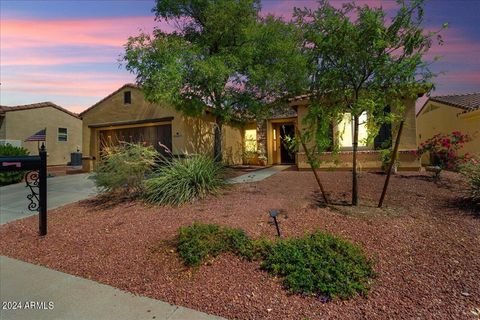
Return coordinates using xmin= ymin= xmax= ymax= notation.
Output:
xmin=337 ymin=112 xmax=368 ymax=148
xmin=244 ymin=129 xmax=257 ymax=152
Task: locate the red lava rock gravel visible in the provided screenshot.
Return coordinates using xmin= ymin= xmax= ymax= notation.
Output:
xmin=1 ymin=170 xmax=479 ymax=319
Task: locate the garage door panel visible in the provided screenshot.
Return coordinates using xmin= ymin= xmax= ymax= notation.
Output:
xmin=99 ymin=124 xmax=172 ymax=157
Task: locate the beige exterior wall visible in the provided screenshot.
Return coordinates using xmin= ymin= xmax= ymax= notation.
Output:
xmin=0 ymin=116 xmax=6 ymax=140
xmin=416 ymin=101 xmax=480 ymax=164
xmin=2 ymin=107 xmax=82 ymax=166
xmin=81 ymin=86 xmax=243 ymax=168
xmin=294 ymin=98 xmax=420 ymax=170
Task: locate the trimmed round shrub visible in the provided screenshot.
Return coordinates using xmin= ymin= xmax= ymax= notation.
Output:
xmin=173 ymin=223 xmax=375 ymax=300
xmin=177 ymin=223 xmax=252 ymax=267
xmin=144 ymin=155 xmax=225 ymax=205
xmin=0 ymin=144 xmax=29 ymax=186
xmin=259 ymin=231 xmax=375 ymax=300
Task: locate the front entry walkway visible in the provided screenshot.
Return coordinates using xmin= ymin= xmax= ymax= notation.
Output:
xmin=227 ymin=165 xmax=291 ymax=184
xmin=0 ymin=173 xmax=97 ymax=225
xmin=0 ymin=256 xmax=226 ymax=320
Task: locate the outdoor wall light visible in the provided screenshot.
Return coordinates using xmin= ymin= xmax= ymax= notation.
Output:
xmin=268 ymin=209 xmax=281 ymax=237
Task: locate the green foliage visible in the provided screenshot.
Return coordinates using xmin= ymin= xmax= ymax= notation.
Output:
xmin=0 ymin=144 xmax=29 ymax=186
xmin=177 ymin=223 xmax=253 ymax=267
xmin=144 ymin=154 xmax=225 ymax=205
xmin=124 ymin=0 xmax=306 ymax=160
xmin=379 ymin=148 xmax=399 ymax=173
xmin=259 ymin=231 xmax=375 ymax=300
xmin=174 ymin=223 xmax=375 ymax=300
xmin=93 ymin=143 xmax=158 ymax=195
xmin=294 ymin=0 xmax=443 ymax=204
xmin=459 ymin=158 xmax=480 ymax=206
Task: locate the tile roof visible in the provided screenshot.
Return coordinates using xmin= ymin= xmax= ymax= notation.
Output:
xmin=430 ymin=92 xmax=480 ymax=113
xmin=0 ymin=102 xmax=79 ymax=118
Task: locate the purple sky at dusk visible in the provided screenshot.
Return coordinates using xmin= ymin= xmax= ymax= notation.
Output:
xmin=1 ymin=0 xmax=479 ymax=114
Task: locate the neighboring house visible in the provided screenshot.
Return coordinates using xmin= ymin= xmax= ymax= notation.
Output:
xmin=80 ymin=84 xmax=244 ymax=170
xmin=416 ymin=92 xmax=480 ymax=164
xmin=0 ymin=102 xmax=82 ymax=166
xmin=81 ymin=84 xmax=423 ymax=171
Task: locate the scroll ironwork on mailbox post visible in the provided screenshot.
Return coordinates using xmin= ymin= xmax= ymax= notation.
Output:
xmin=0 ymin=145 xmax=47 ymax=235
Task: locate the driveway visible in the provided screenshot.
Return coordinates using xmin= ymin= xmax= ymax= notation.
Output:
xmin=0 ymin=173 xmax=97 ymax=225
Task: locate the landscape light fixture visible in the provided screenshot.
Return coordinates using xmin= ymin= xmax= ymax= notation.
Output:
xmin=268 ymin=209 xmax=281 ymax=237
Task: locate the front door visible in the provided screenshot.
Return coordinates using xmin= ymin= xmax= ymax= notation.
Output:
xmin=279 ymin=124 xmax=296 ymax=164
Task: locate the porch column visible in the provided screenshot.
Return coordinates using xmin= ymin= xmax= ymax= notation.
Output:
xmin=257 ymin=120 xmax=267 ymax=158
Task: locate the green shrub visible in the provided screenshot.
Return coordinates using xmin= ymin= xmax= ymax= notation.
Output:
xmin=94 ymin=143 xmax=158 ymax=195
xmin=460 ymin=159 xmax=480 ymax=205
xmin=259 ymin=231 xmax=374 ymax=300
xmin=144 ymin=155 xmax=225 ymax=205
xmin=174 ymin=223 xmax=375 ymax=300
xmin=0 ymin=144 xmax=29 ymax=186
xmin=177 ymin=223 xmax=252 ymax=267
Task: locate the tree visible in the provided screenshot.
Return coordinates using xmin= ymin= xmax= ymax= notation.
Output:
xmin=294 ymin=0 xmax=443 ymax=205
xmin=124 ymin=0 xmax=306 ymax=161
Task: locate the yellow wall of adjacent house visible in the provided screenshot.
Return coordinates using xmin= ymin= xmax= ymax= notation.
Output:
xmin=2 ymin=107 xmax=82 ymax=166
xmin=81 ymin=86 xmax=243 ymax=169
xmin=294 ymin=97 xmax=419 ymax=170
xmin=416 ymin=101 xmax=480 ymax=164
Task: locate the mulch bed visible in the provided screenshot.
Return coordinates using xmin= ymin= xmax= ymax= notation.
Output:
xmin=1 ymin=170 xmax=479 ymax=319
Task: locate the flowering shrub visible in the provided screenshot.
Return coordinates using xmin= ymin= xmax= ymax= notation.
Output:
xmin=417 ymin=131 xmax=472 ymax=170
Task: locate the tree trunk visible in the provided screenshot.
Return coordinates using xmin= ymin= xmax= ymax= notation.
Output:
xmin=352 ymin=115 xmax=359 ymax=206
xmin=296 ymin=128 xmax=329 ymax=205
xmin=378 ymin=120 xmax=404 ymax=208
xmin=214 ymin=117 xmax=223 ymax=162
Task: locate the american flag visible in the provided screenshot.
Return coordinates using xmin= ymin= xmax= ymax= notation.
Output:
xmin=25 ymin=128 xmax=46 ymax=142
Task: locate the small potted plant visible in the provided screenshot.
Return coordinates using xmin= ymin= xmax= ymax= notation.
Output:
xmin=380 ymin=148 xmax=399 ymax=174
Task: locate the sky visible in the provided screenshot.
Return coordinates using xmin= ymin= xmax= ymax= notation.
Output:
xmin=1 ymin=0 xmax=479 ymax=114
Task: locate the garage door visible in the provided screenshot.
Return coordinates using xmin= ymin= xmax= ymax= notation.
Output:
xmin=99 ymin=124 xmax=172 ymax=156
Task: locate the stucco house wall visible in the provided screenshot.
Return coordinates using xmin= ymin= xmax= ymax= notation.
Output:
xmin=293 ymin=97 xmax=420 ymax=170
xmin=0 ymin=104 xmax=82 ymax=166
xmin=81 ymin=84 xmax=243 ymax=170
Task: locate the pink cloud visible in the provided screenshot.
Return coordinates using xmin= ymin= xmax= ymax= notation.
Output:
xmin=0 ymin=16 xmax=174 ymax=50
xmin=426 ymin=27 xmax=480 ymax=61
xmin=3 ymin=71 xmax=133 ymax=97
xmin=437 ymin=71 xmax=480 ymax=85
xmin=262 ymin=0 xmax=399 ymax=19
xmin=2 ymin=55 xmax=114 ymax=66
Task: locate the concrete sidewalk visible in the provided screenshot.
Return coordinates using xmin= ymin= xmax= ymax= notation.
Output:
xmin=0 ymin=173 xmax=97 ymax=225
xmin=227 ymin=165 xmax=291 ymax=184
xmin=0 ymin=256 xmax=226 ymax=320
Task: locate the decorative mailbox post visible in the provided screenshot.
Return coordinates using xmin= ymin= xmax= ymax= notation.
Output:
xmin=0 ymin=145 xmax=47 ymax=235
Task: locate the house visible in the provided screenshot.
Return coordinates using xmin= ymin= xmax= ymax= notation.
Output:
xmin=278 ymin=95 xmax=419 ymax=170
xmin=0 ymin=102 xmax=82 ymax=166
xmin=81 ymin=84 xmax=422 ymax=171
xmin=80 ymin=84 xmax=244 ymax=170
xmin=416 ymin=92 xmax=480 ymax=163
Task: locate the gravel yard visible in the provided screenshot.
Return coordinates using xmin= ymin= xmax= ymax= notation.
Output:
xmin=1 ymin=170 xmax=479 ymax=319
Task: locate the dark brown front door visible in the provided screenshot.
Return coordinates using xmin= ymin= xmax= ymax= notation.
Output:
xmin=99 ymin=124 xmax=172 ymax=156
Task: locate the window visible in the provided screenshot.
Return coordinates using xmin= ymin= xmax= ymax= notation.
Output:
xmin=58 ymin=128 xmax=68 ymax=142
xmin=337 ymin=112 xmax=368 ymax=148
xmin=374 ymin=106 xmax=392 ymax=149
xmin=244 ymin=129 xmax=257 ymax=152
xmin=124 ymin=91 xmax=132 ymax=104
